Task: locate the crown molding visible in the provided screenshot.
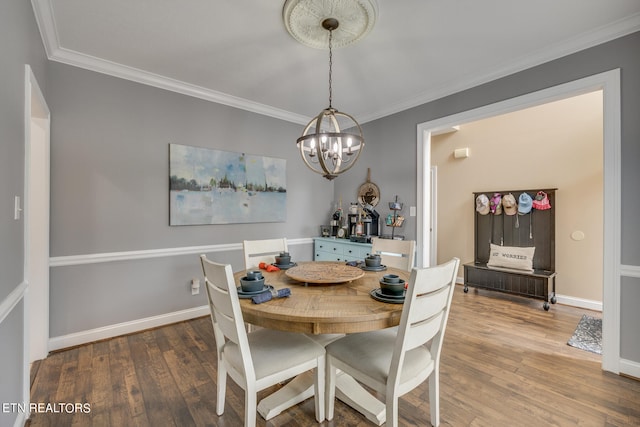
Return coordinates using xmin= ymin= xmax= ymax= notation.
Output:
xmin=31 ymin=0 xmax=59 ymax=57
xmin=31 ymin=1 xmax=309 ymax=125
xmin=49 ymin=47 xmax=311 ymax=125
xmin=357 ymin=12 xmax=640 ymax=124
xmin=31 ymin=0 xmax=640 ymax=125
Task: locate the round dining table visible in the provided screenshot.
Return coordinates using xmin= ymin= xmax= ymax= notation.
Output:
xmin=234 ymin=261 xmax=410 ymax=424
xmin=237 ymin=261 xmax=407 ymax=334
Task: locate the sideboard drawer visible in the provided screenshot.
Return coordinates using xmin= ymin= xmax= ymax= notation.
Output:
xmin=313 ymin=237 xmax=372 ymax=262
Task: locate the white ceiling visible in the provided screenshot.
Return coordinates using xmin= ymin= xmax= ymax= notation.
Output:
xmin=32 ymin=0 xmax=640 ymax=125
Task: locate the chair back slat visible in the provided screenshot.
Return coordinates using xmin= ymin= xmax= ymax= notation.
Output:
xmin=405 ymin=311 xmax=445 ymax=350
xmin=408 ymin=286 xmax=449 ymax=325
xmin=200 ymin=255 xmax=253 ymax=374
xmin=390 ymin=258 xmax=459 ymax=382
xmin=206 ymin=281 xmax=241 ymax=344
xmin=243 ymin=238 xmax=288 ymax=270
xmin=370 ymin=238 xmax=416 ymax=271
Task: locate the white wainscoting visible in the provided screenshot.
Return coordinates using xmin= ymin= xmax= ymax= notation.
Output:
xmin=49 ymin=305 xmax=210 ymax=351
xmin=48 ymin=238 xmax=314 ymax=350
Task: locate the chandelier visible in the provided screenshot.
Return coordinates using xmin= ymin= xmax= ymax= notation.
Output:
xmin=284 ymin=0 xmax=377 ymax=180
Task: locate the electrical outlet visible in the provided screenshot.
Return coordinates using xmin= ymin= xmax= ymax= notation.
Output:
xmin=191 ymin=278 xmax=200 ymax=295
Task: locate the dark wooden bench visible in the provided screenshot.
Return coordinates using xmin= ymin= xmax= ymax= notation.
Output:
xmin=463 ymin=189 xmax=557 ymax=310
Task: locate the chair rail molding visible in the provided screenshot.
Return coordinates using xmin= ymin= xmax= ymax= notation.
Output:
xmin=50 ymin=238 xmax=314 ymax=267
xmin=0 ymin=281 xmax=28 ymax=325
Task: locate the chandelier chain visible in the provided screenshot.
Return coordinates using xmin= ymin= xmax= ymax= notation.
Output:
xmin=328 ymin=29 xmax=333 ymax=109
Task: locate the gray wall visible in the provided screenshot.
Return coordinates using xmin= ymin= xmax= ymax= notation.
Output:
xmin=2 ymin=6 xmax=639 ymax=416
xmin=0 ymin=0 xmax=49 ymax=425
xmin=47 ymin=63 xmax=332 ymax=336
xmin=335 ymin=31 xmax=640 ymax=363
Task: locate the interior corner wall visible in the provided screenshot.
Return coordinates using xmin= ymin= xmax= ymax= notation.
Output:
xmin=46 ymin=62 xmax=334 ymax=339
xmin=0 ymin=0 xmax=49 ymax=424
xmin=432 ymin=91 xmax=603 ymax=302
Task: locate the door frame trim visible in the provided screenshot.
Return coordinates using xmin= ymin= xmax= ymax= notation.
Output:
xmin=24 ymin=64 xmax=51 ymax=366
xmin=416 ymin=69 xmax=621 ymax=374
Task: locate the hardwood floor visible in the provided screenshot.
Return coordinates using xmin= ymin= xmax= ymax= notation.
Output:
xmin=28 ymin=286 xmax=640 ymax=426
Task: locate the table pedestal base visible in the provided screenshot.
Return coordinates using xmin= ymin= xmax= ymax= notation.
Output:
xmin=256 ymin=371 xmax=385 ymax=425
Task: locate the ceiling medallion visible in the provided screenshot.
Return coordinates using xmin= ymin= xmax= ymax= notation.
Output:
xmin=283 ymin=0 xmax=378 ymax=49
xmin=284 ymin=0 xmax=377 ymax=180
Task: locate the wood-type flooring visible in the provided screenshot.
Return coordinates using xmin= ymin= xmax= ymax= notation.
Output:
xmin=27 ymin=286 xmax=640 ymax=426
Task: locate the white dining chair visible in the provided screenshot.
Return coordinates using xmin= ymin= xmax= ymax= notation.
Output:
xmin=325 ymin=257 xmax=460 ymax=427
xmin=243 ymin=238 xmax=288 ymax=270
xmin=370 ymin=237 xmax=416 ymax=271
xmin=200 ymin=255 xmax=326 ymax=426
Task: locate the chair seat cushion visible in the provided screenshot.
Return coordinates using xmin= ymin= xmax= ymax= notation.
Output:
xmin=326 ymin=327 xmax=433 ymax=384
xmin=224 ymin=329 xmax=325 ymax=380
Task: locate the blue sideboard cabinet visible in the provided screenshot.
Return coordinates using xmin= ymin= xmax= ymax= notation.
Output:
xmin=313 ymin=237 xmax=372 ymax=262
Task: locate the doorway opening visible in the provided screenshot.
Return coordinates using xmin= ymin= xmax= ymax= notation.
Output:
xmin=24 ymin=65 xmax=51 ymax=365
xmin=416 ymin=69 xmax=621 ymax=374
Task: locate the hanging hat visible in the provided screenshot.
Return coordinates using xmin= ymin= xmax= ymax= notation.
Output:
xmin=502 ymin=193 xmax=517 ymax=216
xmin=533 ymin=191 xmax=551 ymax=210
xmin=475 ymin=194 xmax=490 ymax=215
xmin=490 ymin=193 xmax=502 ymax=215
xmin=518 ymin=193 xmax=533 ymax=215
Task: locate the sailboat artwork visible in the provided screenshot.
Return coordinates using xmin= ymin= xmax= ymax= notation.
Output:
xmin=169 ymin=143 xmax=286 ymax=225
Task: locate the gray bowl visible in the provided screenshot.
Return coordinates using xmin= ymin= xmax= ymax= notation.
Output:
xmin=379 ymin=278 xmax=406 ymax=296
xmin=240 ymin=277 xmax=265 ymax=293
xmin=275 ymin=255 xmax=291 ymax=265
xmin=383 ymin=274 xmax=400 ymax=283
xmin=246 ymin=270 xmax=263 ymax=280
xmin=365 ymin=255 xmax=382 ymax=267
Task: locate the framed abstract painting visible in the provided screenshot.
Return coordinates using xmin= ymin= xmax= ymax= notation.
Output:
xmin=169 ymin=143 xmax=286 ymax=225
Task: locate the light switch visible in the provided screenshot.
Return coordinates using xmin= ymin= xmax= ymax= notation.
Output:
xmin=409 ymin=206 xmax=416 ymax=217
xmin=14 ymin=196 xmax=22 ymax=220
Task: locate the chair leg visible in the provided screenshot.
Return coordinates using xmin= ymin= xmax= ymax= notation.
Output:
xmin=429 ymin=370 xmax=440 ymax=427
xmin=217 ymin=363 xmax=227 ymax=415
xmin=325 ymin=356 xmax=337 ymax=420
xmin=314 ymin=355 xmax=326 ymax=422
xmin=386 ymin=396 xmax=399 ymax=427
xmin=245 ymin=385 xmax=257 ymax=427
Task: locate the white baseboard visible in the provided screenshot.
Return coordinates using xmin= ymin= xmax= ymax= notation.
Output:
xmin=48 ymin=305 xmax=210 ymax=351
xmin=13 ymin=412 xmax=27 ymax=427
xmin=620 ymin=358 xmax=640 ymax=380
xmin=554 ymin=294 xmax=602 ymax=312
xmin=455 ymin=277 xmax=603 ymax=312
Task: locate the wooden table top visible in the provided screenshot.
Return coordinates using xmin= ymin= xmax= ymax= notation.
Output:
xmin=236 ymin=261 xmax=408 ymax=335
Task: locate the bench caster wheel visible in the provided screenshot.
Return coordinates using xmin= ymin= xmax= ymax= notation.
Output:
xmin=550 ymin=296 xmax=557 ymax=304
xmin=464 ymin=286 xmax=469 ymax=293
xmin=543 ymin=302 xmax=550 ymax=311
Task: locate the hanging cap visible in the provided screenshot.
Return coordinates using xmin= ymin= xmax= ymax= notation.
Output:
xmin=475 ymin=194 xmax=490 ymax=215
xmin=532 ymin=191 xmax=551 ymax=210
xmin=518 ymin=193 xmax=533 ymax=215
xmin=490 ymin=193 xmax=502 ymax=215
xmin=502 ymin=193 xmax=517 ymax=215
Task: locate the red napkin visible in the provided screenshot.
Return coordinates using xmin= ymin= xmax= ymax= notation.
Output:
xmin=258 ymin=262 xmax=280 ymax=272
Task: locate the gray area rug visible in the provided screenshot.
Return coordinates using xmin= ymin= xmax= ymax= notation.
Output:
xmin=567 ymin=314 xmax=602 ymax=355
